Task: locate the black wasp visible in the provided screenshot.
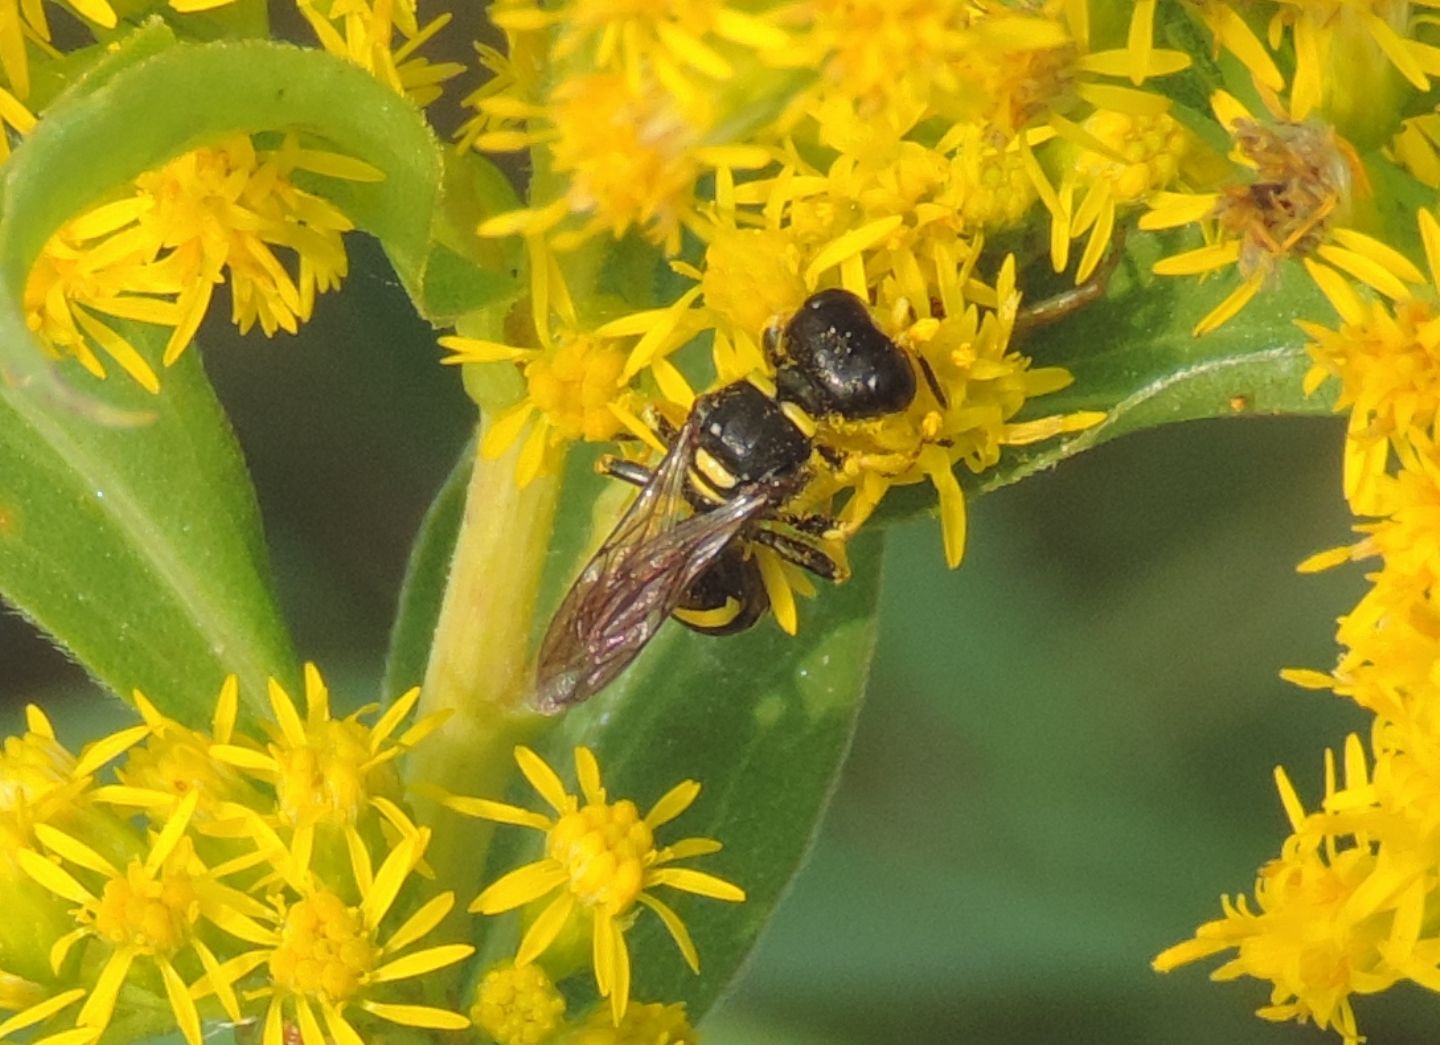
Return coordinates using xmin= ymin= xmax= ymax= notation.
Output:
xmin=532 ymin=288 xmax=918 ymax=713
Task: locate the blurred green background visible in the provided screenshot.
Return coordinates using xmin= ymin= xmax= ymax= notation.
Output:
xmin=2 ymin=236 xmax=1428 ymax=1044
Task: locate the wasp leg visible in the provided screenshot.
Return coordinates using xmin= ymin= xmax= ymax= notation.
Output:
xmin=753 ymin=528 xmax=847 ymax=582
xmin=598 ymin=455 xmax=653 ymax=488
xmin=916 ymin=354 xmax=949 ymax=409
xmin=1016 ymin=225 xmax=1127 ymax=331
xmin=774 ymin=509 xmax=845 ymax=540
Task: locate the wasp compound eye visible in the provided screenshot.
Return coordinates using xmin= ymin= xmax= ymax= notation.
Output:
xmin=769 ymin=288 xmax=917 ymax=420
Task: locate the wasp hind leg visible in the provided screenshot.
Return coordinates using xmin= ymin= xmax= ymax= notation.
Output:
xmin=753 ymin=528 xmax=848 ymax=582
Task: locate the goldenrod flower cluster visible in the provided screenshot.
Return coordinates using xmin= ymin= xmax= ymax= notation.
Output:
xmin=0 ymin=671 xmax=718 ymax=1043
xmin=25 ymin=133 xmax=374 ymax=394
xmin=1140 ymin=6 xmax=1440 ymax=1044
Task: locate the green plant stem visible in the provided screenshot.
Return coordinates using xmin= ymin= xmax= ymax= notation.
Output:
xmin=411 ymin=426 xmax=558 ymax=933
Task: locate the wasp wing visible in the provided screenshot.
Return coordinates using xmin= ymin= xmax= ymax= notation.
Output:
xmin=534 ymin=420 xmax=772 ymax=712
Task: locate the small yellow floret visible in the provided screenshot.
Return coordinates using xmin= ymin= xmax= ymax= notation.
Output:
xmin=473 ymin=961 xmax=566 ymax=1045
xmin=268 ymin=889 xmax=379 ymax=1004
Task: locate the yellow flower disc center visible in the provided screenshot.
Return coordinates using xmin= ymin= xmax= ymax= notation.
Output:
xmin=550 ymin=72 xmax=701 ymax=239
xmin=524 ymin=337 xmax=626 ymax=442
xmin=946 ymin=131 xmax=1035 ymax=229
xmin=1074 ymin=110 xmax=1188 ymax=204
xmin=273 ymin=719 xmax=372 ymax=828
xmin=472 ymin=962 xmax=566 ymax=1045
xmin=92 ymin=862 xmax=198 ymax=957
xmin=702 ymin=227 xmax=806 ymax=336
xmin=548 ymin=799 xmax=654 ymax=913
xmin=269 ymin=890 xmax=379 ymax=1004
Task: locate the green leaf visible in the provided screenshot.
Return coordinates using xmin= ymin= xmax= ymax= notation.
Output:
xmin=0 ymin=322 xmax=296 ymax=718
xmin=999 ymin=255 xmax=1338 ymax=485
xmin=875 ymin=242 xmax=1340 ymax=524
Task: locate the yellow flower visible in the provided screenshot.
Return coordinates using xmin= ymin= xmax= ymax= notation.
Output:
xmin=24 ymin=208 xmax=183 ymax=395
xmin=295 ymin=0 xmax=464 ymax=106
xmin=1057 ymin=107 xmax=1193 ymax=282
xmin=208 ymin=827 xmax=474 ymax=1044
xmin=0 ymin=707 xmax=148 ymax=983
xmin=1154 ymin=751 xmax=1406 ymax=1045
xmin=0 ymin=0 xmax=116 ymax=100
xmin=492 ymin=0 xmax=790 ymax=92
xmin=1143 ymin=91 xmax=1420 ymax=334
xmin=1295 ymin=208 xmax=1440 ymax=509
xmin=801 ymin=0 xmax=1188 ymax=138
xmin=209 ymin=664 xmax=445 ymax=878
xmin=455 ymin=746 xmax=745 ymax=1023
xmin=558 ymin=1000 xmax=696 ymax=1045
xmin=25 ymin=134 xmax=378 ymax=391
xmin=96 ymin=680 xmax=263 ymax=835
xmin=0 ymin=985 xmax=91 ymax=1045
xmin=441 ymin=237 xmax=702 ymax=486
xmin=1185 ymin=0 xmax=1285 ymax=95
xmin=475 ymin=68 xmax=770 ymax=252
xmin=17 ymin=790 xmax=270 ymax=1045
xmin=129 ymin=134 xmax=369 ymax=354
xmin=472 ymin=959 xmax=567 ymax=1045
xmin=1267 ymin=0 xmax=1440 ymax=122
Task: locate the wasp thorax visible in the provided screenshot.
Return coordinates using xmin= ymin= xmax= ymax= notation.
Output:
xmin=690 ymin=382 xmax=812 ymax=488
xmin=769 ymin=288 xmax=916 ymax=420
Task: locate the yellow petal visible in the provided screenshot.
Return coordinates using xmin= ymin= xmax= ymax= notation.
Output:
xmin=480 ymin=401 xmax=534 ymax=462
xmin=515 ymin=889 xmax=576 ymax=965
xmin=754 ymin=546 xmax=797 ymax=635
xmin=1273 ymin=765 xmax=1307 ymax=832
xmin=384 ymin=893 xmax=455 ymax=954
xmin=1152 ymin=241 xmax=1241 ymax=276
xmin=158 ymin=958 xmax=202 ymax=1045
xmin=444 ymin=794 xmax=551 ymax=830
xmin=77 ymin=947 xmax=135 ymax=1032
xmin=645 ymin=779 xmax=700 ymax=829
xmin=1193 ymin=272 xmax=1263 ymax=335
xmin=804 ymin=215 xmax=902 ymax=287
xmin=369 ymin=943 xmax=475 ymax=984
xmin=574 ymin=746 xmax=604 ymax=804
xmin=320 ymin=1005 xmax=366 ymax=1045
xmin=33 ymin=823 xmax=118 ymax=878
xmin=0 ymin=989 xmax=84 ymax=1038
xmin=18 ymin=848 xmax=94 ymax=904
xmin=514 ymin=745 xmax=570 ymax=813
xmin=637 ymin=893 xmax=699 ymax=972
xmin=358 ymin=1000 xmax=471 ymax=1030
xmin=1315 ymin=244 xmax=1413 ymax=302
xmin=645 ymin=867 xmax=746 ymax=901
xmin=363 ymin=832 xmax=421 ymax=928
xmin=74 ymin=723 xmax=149 ymax=778
xmin=1419 ymin=208 xmax=1440 ymax=290
xmin=267 ymin=678 xmax=306 ymax=746
xmin=471 ymin=861 xmax=568 ymax=914
xmin=213 ymin=674 xmax=239 ymax=743
xmin=1302 ymin=259 xmax=1364 ymax=325
xmin=146 ymin=789 xmax=200 ymax=873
